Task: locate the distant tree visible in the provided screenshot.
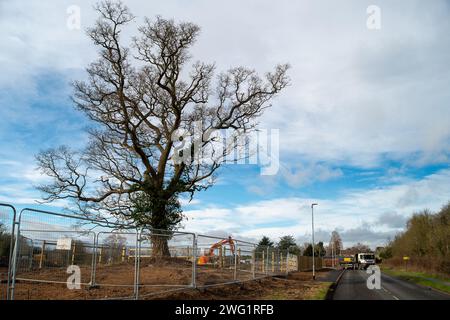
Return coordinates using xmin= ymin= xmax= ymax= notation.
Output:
xmin=316 ymin=241 xmax=326 ymax=257
xmin=346 ymin=242 xmax=372 ymax=254
xmin=303 ymin=244 xmax=313 ymax=256
xmin=103 ymin=233 xmax=127 ymax=248
xmin=302 ymin=242 xmax=325 ymax=257
xmin=329 ymin=230 xmax=343 ymax=255
xmin=435 ymin=203 xmax=450 ymax=259
xmin=378 ymin=246 xmax=392 ymax=260
xmin=71 ymin=239 xmax=91 ymax=265
xmin=0 ymin=222 xmax=12 ymax=263
xmin=277 ymin=235 xmax=300 ymax=255
xmin=387 ymin=203 xmax=450 ymax=273
xmin=404 ymin=210 xmax=433 ymax=257
xmin=256 ymin=236 xmax=275 ymax=255
xmin=258 ymin=236 xmax=274 ymax=248
xmin=277 ymin=235 xmax=296 ymax=250
xmin=102 ymin=233 xmax=128 ymax=263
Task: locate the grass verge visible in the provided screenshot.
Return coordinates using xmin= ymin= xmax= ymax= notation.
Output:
xmin=306 ymin=282 xmax=333 ymax=300
xmin=381 ymin=266 xmax=450 ymax=294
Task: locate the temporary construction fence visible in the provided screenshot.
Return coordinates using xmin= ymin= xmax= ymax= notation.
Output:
xmin=0 ymin=204 xmax=299 ymax=300
xmin=0 ymin=203 xmax=16 ymax=300
xmin=322 ymin=257 xmax=339 ymax=268
xmin=297 ymin=256 xmax=324 ymax=271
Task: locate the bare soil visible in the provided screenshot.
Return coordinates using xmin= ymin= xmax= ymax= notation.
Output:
xmin=156 ymin=271 xmax=332 ymax=300
xmin=9 ymin=261 xmax=331 ymax=300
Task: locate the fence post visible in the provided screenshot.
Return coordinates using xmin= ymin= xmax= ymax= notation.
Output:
xmin=192 ymin=235 xmax=197 ymax=289
xmin=71 ymin=242 xmax=76 ymax=265
xmin=28 ymin=240 xmax=33 ymax=271
xmin=10 ymin=221 xmax=21 ymax=300
xmin=133 ymin=231 xmax=138 ymax=298
xmin=224 ymin=247 xmax=227 ymax=268
xmin=262 ymin=250 xmax=265 ymax=273
xmin=271 ymin=251 xmax=275 ymax=273
xmin=90 ymin=233 xmax=98 ymax=287
xmin=98 ymin=247 xmax=102 ymax=264
xmin=0 ymin=203 xmax=16 ymax=301
xmin=134 ymin=229 xmax=142 ymax=300
xmin=251 ymin=249 xmax=256 ymax=279
xmin=238 ymin=248 xmax=241 ymax=269
xmin=121 ymin=246 xmax=125 ymax=262
xmin=266 ymin=247 xmax=269 ymax=275
xmin=233 ymin=246 xmax=238 ymax=281
xmin=280 ymin=252 xmax=283 ymax=272
xmin=39 ymin=240 xmax=46 ymax=269
xmin=285 ymin=250 xmax=289 ymax=277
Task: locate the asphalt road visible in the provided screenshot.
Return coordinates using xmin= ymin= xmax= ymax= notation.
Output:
xmin=332 ymin=269 xmax=450 ymax=300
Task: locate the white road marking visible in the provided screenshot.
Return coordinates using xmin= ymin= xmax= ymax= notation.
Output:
xmin=381 ymin=286 xmax=400 ymax=300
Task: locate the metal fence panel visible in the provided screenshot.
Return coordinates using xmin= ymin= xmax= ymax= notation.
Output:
xmin=194 ymin=235 xmax=292 ymax=288
xmin=137 ymin=230 xmax=195 ymax=299
xmin=196 ymin=234 xmax=239 ymax=287
xmin=234 ymin=240 xmax=256 ymax=282
xmin=90 ymin=231 xmax=139 ymax=299
xmin=7 ymin=207 xmax=299 ymax=299
xmin=13 ymin=229 xmax=96 ymax=300
xmin=0 ymin=203 xmax=16 ymax=300
xmin=10 ymin=208 xmax=120 ymax=300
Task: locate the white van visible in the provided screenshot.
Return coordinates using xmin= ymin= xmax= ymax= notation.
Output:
xmin=355 ymin=253 xmax=375 ymax=269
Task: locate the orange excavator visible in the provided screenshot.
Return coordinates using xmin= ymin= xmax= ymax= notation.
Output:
xmin=197 ymin=236 xmax=235 ymax=265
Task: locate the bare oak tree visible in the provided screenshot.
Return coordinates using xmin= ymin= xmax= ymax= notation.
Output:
xmin=36 ymin=1 xmax=289 ymax=256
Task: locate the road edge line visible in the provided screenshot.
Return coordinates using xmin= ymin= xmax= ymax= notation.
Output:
xmin=325 ymin=269 xmax=345 ymax=300
xmin=382 ymin=272 xmax=450 ymax=297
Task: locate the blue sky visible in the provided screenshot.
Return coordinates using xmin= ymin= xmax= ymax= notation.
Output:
xmin=1 ymin=0 xmax=450 ymax=249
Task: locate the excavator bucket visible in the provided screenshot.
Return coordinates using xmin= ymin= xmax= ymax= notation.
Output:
xmin=197 ymin=256 xmax=208 ymax=265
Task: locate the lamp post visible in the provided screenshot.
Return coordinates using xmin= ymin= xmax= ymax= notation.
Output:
xmin=332 ymin=241 xmax=335 ymax=268
xmin=311 ymin=203 xmax=318 ymax=280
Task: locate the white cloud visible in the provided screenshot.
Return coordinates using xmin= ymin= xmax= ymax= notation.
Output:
xmin=278 ymin=162 xmax=343 ymax=187
xmin=179 ymin=197 xmax=201 ymax=207
xmin=183 ymin=169 xmax=450 ymax=247
xmin=0 ymin=159 xmax=48 ymax=183
xmin=1 ymin=0 xmax=449 ymax=170
xmin=1 ymin=0 xmax=449 ymax=249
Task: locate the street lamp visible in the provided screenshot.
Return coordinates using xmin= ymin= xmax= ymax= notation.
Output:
xmin=311 ymin=203 xmax=318 ymax=280
xmin=331 ymin=241 xmax=335 ymax=268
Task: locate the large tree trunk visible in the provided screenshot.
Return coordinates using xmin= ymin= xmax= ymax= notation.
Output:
xmin=151 ymin=234 xmax=171 ymax=257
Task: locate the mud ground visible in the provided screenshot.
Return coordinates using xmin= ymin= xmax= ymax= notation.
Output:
xmin=6 ymin=260 xmax=332 ymax=300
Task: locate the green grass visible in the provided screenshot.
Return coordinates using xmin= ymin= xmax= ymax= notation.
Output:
xmin=381 ymin=266 xmax=450 ymax=294
xmin=264 ymin=292 xmax=289 ymax=300
xmin=262 ymin=281 xmax=333 ymax=300
xmin=306 ymin=282 xmax=333 ymax=300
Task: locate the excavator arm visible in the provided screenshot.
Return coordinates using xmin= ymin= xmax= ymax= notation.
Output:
xmin=197 ymin=237 xmax=235 ymax=265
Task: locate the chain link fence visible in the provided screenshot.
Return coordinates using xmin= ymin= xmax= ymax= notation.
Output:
xmin=1 ymin=204 xmax=300 ymax=300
